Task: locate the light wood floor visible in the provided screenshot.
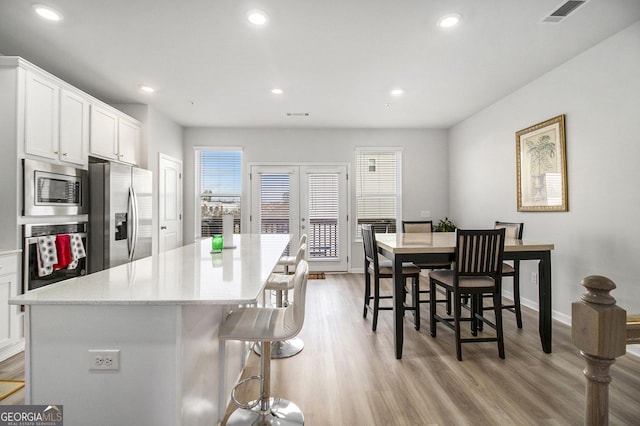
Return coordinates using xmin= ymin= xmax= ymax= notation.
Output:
xmin=224 ymin=273 xmax=640 ymax=425
xmin=2 ymin=273 xmax=639 ymax=425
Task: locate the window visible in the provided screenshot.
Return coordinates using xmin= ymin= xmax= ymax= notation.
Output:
xmin=196 ymin=148 xmax=242 ymax=237
xmin=355 ymin=149 xmax=402 ymax=238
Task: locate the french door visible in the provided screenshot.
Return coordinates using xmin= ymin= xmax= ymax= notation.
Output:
xmin=250 ymin=165 xmax=348 ymax=272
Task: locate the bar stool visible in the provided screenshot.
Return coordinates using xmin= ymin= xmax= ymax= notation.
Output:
xmin=219 ymin=260 xmax=309 ymax=425
xmin=255 ymin=243 xmax=307 ymax=358
xmin=278 ymin=234 xmax=307 ymax=275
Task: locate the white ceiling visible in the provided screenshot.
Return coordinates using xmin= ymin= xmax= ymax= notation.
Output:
xmin=1 ymin=1 xmax=639 ymax=129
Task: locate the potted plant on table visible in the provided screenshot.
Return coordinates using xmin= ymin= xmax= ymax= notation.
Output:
xmin=435 ymin=217 xmax=457 ymax=232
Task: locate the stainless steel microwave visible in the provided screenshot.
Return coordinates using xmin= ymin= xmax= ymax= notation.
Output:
xmin=23 ymin=159 xmax=88 ymax=216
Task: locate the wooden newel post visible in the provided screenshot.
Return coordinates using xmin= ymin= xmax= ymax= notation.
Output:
xmin=571 ymin=275 xmax=626 ymax=426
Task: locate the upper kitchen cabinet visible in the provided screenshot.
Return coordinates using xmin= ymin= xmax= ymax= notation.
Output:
xmin=90 ymin=104 xmax=141 ymax=166
xmin=24 ymin=70 xmax=89 ymax=168
xmin=59 ymin=89 xmax=90 ymax=166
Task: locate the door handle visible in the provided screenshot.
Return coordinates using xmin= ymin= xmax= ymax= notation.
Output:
xmin=160 ymin=226 xmax=167 ymax=230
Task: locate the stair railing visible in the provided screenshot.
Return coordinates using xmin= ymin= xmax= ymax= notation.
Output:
xmin=571 ymin=275 xmax=638 ymax=426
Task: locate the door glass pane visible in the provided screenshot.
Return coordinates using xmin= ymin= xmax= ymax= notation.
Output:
xmin=259 ymin=174 xmax=290 ymax=234
xmin=308 ymin=173 xmax=339 ymax=259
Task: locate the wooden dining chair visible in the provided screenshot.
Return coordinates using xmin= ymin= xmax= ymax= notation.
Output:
xmin=429 ymin=228 xmax=506 ymax=361
xmin=492 ymin=221 xmax=524 ymax=328
xmin=362 ymin=224 xmax=422 ymax=331
xmin=402 ymin=220 xmax=453 ymax=314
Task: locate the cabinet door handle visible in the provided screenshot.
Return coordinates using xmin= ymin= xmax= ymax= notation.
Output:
xmin=160 ymin=226 xmax=167 ymax=230
xmin=62 ymin=152 xmax=68 ymax=156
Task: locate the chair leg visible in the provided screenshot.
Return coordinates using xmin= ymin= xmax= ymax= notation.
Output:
xmin=513 ymin=273 xmax=523 ymax=329
xmin=454 ymin=291 xmax=463 ymax=361
xmin=446 ymin=290 xmax=452 ymax=314
xmin=430 ymin=279 xmax=437 ymax=337
xmin=372 ymin=276 xmax=380 ymax=332
xmin=470 ymin=294 xmax=478 ymax=336
xmin=494 ymin=291 xmax=506 ymax=359
xmin=413 ymin=276 xmax=420 ymax=330
xmin=363 ymin=272 xmax=371 ymax=318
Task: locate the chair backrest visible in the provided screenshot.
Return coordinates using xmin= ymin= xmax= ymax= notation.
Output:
xmin=295 ymin=243 xmax=307 ymax=264
xmin=402 ymin=220 xmax=433 ymax=233
xmin=455 ymin=229 xmax=506 ymax=282
xmin=494 ymin=221 xmax=523 ymax=240
xmin=299 ymin=233 xmax=307 ymax=247
xmin=284 ymin=259 xmax=310 ymax=338
xmin=361 ymin=224 xmax=379 ymax=270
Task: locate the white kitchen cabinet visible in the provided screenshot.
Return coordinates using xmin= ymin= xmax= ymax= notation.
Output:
xmin=117 ymin=115 xmax=141 ymax=165
xmin=90 ymin=104 xmax=141 ymax=165
xmin=24 ymin=70 xmax=89 ymax=167
xmin=59 ymin=88 xmax=90 ymax=166
xmin=90 ymin=104 xmax=119 ymax=161
xmin=24 ymin=70 xmax=59 ymax=161
xmin=0 ymin=252 xmax=23 ymax=362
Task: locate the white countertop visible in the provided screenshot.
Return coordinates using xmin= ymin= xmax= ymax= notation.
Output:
xmin=0 ymin=249 xmax=22 ymax=256
xmin=10 ymin=234 xmax=290 ymax=305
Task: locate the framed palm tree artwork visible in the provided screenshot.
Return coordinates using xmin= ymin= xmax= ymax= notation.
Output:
xmin=516 ymin=114 xmax=568 ymax=212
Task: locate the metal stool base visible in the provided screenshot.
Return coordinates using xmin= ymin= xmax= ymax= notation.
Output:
xmin=226 ymin=397 xmax=304 ymax=425
xmin=253 ymin=338 xmax=304 ymax=358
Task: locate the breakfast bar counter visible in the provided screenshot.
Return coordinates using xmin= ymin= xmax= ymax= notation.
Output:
xmin=10 ymin=234 xmax=290 ymax=426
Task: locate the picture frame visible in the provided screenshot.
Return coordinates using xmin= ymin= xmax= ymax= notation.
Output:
xmin=516 ymin=114 xmax=568 ymax=212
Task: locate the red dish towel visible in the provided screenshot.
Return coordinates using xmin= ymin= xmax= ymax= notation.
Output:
xmin=53 ymin=234 xmax=72 ymax=271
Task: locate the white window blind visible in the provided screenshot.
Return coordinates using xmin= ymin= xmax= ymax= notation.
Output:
xmin=355 ymin=150 xmax=401 ymax=237
xmin=198 ymin=149 xmax=242 ymax=236
xmin=308 ymin=173 xmax=339 ymax=258
xmin=259 ymin=173 xmax=290 ymax=234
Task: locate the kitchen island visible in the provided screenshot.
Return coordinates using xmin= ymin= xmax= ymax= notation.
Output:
xmin=10 ymin=234 xmax=290 ymax=426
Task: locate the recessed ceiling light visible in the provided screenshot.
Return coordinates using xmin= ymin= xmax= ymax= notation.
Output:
xmin=139 ymin=85 xmax=155 ymax=93
xmin=437 ymin=13 xmax=462 ymax=29
xmin=271 ymin=88 xmax=283 ymax=95
xmin=247 ymin=10 xmax=268 ymax=25
xmin=390 ymin=88 xmax=404 ymax=96
xmin=33 ymin=4 xmax=63 ymax=21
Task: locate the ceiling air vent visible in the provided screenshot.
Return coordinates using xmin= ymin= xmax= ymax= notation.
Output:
xmin=286 ymin=112 xmax=310 ymax=117
xmin=541 ymin=0 xmax=589 ymax=23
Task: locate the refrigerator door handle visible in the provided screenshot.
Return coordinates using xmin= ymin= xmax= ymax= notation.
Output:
xmin=129 ymin=186 xmax=139 ymax=261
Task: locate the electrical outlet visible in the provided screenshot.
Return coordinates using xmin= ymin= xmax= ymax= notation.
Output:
xmin=531 ymin=272 xmax=538 ymax=285
xmin=88 ymin=349 xmax=120 ymax=371
xmin=420 ymin=210 xmax=431 ymax=218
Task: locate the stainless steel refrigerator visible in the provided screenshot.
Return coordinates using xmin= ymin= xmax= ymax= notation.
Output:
xmin=88 ymin=162 xmax=152 ymax=273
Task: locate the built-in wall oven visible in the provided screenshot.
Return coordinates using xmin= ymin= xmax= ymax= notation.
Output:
xmin=23 ymin=222 xmax=88 ymax=293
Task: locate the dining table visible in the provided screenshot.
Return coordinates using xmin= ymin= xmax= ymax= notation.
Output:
xmin=372 ymin=232 xmax=555 ymax=359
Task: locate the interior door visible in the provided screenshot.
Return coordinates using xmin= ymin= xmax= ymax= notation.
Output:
xmin=159 ymin=154 xmax=183 ymax=252
xmin=250 ymin=164 xmax=348 ymax=272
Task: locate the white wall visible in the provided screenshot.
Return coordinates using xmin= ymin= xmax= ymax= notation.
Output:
xmin=182 ymin=128 xmax=449 ymax=270
xmin=113 ymin=104 xmax=184 ymax=254
xmin=449 ymin=20 xmax=640 ymax=332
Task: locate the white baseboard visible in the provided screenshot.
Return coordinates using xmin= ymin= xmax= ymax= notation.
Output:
xmin=0 ymin=339 xmax=25 ymax=362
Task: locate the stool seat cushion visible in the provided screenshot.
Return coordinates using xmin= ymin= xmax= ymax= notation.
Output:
xmin=265 ymin=273 xmax=294 ymax=291
xmin=278 ymin=255 xmax=296 ymax=266
xmin=502 ymin=263 xmax=515 ymax=274
xmin=218 ymin=307 xmax=296 ymax=342
xmin=371 ymin=264 xmax=421 ymax=276
xmin=429 ymin=269 xmax=496 ymax=290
